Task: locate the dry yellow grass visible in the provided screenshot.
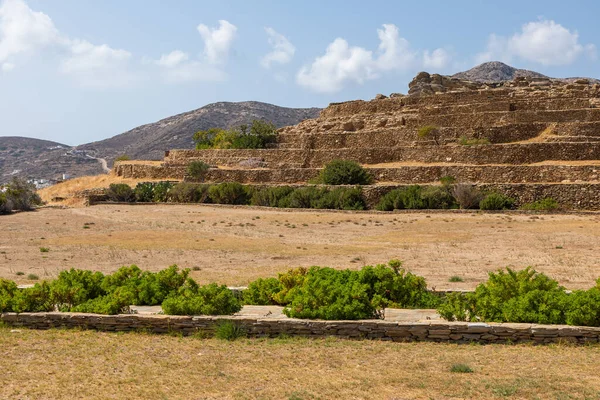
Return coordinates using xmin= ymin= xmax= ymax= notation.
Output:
xmin=1 ymin=204 xmax=600 ymax=289
xmin=1 ymin=326 xmax=599 ymax=399
xmin=38 ymin=174 xmax=179 ymax=205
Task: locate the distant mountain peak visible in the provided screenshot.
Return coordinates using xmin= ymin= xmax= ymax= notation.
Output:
xmin=452 ymin=61 xmax=548 ymax=83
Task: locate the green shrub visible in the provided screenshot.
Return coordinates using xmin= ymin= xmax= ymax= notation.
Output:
xmin=187 ymin=161 xmax=210 ymax=182
xmin=283 ymin=267 xmax=375 ymax=320
xmin=417 ymin=125 xmax=441 ymax=145
xmin=115 ymin=154 xmax=131 ymax=162
xmin=272 ymin=267 xmax=308 ymax=305
xmin=208 ymin=182 xmax=249 ymax=205
xmin=71 ymin=288 xmax=133 ymax=315
xmin=136 ymin=265 xmax=191 ymax=306
xmin=479 ymin=193 xmax=514 ymax=210
xmin=520 ymin=198 xmax=560 ymax=211
xmin=376 ymin=185 xmax=455 ymax=211
xmin=162 ymin=281 xmax=241 ymax=316
xmin=564 ymin=289 xmax=600 ymax=327
xmin=313 ymin=187 xmax=366 ymax=210
xmin=249 ymin=186 xmax=295 ymax=207
xmin=450 ymin=364 xmax=473 ymax=373
xmin=168 ymin=183 xmax=210 ymax=203
xmin=376 ymin=189 xmax=406 ymax=211
xmin=420 ymin=186 xmax=456 ymax=209
xmin=134 ymin=182 xmax=155 ymax=202
xmin=282 ymin=261 xmax=438 ymax=320
xmin=0 ymin=278 xmax=18 ymax=312
xmin=27 ymin=274 xmax=39 ymax=281
xmin=106 ymin=183 xmax=134 ymax=202
xmin=317 ymin=160 xmax=373 ymax=185
xmin=437 ymin=292 xmax=473 ymax=322
xmin=449 ymin=276 xmax=464 ymax=283
xmin=50 ymin=269 xmax=106 ymax=311
xmin=4 ymin=177 xmax=42 ymax=211
xmin=152 ymin=181 xmax=174 ymax=202
xmin=11 ymin=282 xmax=54 ymax=313
xmin=215 ymin=320 xmax=247 ymax=340
xmin=438 ymin=267 xmax=572 ymax=325
xmin=243 ymin=278 xmax=283 ymax=305
xmin=0 ymin=192 xmax=11 ymax=214
xmin=39 ymin=247 xmax=49 ymax=253
xmin=279 ymin=186 xmax=327 ymax=208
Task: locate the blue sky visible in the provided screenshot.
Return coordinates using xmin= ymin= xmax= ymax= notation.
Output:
xmin=0 ymin=0 xmax=599 ymax=146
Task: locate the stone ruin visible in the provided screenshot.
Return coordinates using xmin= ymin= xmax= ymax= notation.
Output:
xmin=114 ymin=73 xmax=600 ymax=210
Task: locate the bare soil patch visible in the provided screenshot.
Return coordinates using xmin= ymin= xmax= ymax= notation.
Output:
xmin=1 ymin=204 xmax=599 ymax=289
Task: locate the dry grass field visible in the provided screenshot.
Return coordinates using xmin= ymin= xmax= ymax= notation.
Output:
xmin=1 ymin=204 xmax=599 ymax=289
xmin=1 ymin=325 xmax=600 ymax=399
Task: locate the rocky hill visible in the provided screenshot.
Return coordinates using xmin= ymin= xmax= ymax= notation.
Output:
xmin=77 ymin=101 xmax=321 ymax=164
xmin=0 ymin=137 xmax=101 ymax=184
xmin=452 ymin=61 xmax=548 ymax=82
xmin=0 ymin=102 xmax=320 ymax=183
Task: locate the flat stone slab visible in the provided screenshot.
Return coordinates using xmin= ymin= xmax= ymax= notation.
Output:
xmin=128 ymin=305 xmax=441 ymax=322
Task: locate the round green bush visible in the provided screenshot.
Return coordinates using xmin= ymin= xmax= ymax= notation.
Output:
xmin=319 ymin=160 xmax=373 ymax=185
xmin=187 ymin=161 xmax=210 ymax=181
xmin=479 ymin=193 xmax=514 ymax=210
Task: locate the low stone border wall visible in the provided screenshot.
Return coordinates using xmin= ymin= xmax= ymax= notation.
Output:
xmin=2 ymin=313 xmax=599 ymax=345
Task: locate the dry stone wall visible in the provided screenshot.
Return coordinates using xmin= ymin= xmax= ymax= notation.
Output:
xmin=2 ymin=312 xmax=599 ymax=345
xmin=153 ymin=143 xmax=600 ymax=169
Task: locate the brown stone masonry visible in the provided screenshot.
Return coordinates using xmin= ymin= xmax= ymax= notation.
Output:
xmin=2 ymin=313 xmax=599 ymax=345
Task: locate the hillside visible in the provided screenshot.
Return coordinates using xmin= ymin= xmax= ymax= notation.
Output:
xmin=453 ymin=61 xmax=600 ymax=84
xmin=0 ymin=137 xmax=101 ymax=184
xmin=77 ymin=101 xmax=321 ymax=164
xmin=0 ymin=102 xmax=320 ymax=183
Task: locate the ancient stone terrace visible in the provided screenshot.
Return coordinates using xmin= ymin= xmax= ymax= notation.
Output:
xmin=114 ymin=73 xmax=600 ymax=209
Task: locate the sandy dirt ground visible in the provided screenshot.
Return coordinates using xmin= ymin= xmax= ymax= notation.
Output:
xmin=1 ymin=204 xmax=599 ymax=289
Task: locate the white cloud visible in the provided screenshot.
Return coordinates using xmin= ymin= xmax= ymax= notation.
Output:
xmin=297 ymin=38 xmax=375 ymax=93
xmin=0 ymin=0 xmax=134 ymax=87
xmin=261 ymin=27 xmax=295 ymax=68
xmin=154 ymin=20 xmax=237 ymax=83
xmin=1 ymin=61 xmax=14 ymax=71
xmin=155 ymin=50 xmax=189 ymax=68
xmin=197 ymin=19 xmax=237 ymax=64
xmin=423 ymin=48 xmax=451 ymax=69
xmin=297 ymin=24 xmax=447 ymax=93
xmin=0 ymin=0 xmax=60 ymax=63
xmin=476 ymin=19 xmax=596 ymax=66
xmin=60 ymin=40 xmax=133 ymax=88
xmin=375 ymin=24 xmax=417 ymax=71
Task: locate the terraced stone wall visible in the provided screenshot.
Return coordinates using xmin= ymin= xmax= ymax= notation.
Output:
xmin=158 ymin=143 xmax=600 ymax=168
xmin=2 ymin=313 xmax=599 ymax=345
